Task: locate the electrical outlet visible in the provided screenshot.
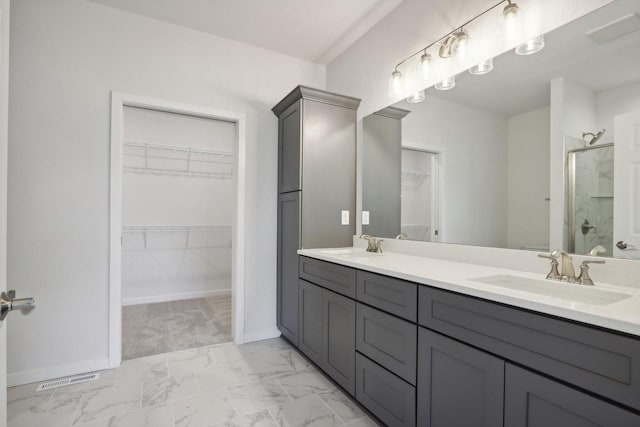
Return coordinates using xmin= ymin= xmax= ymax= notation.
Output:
xmin=362 ymin=211 xmax=370 ymax=225
xmin=341 ymin=210 xmax=349 ymax=225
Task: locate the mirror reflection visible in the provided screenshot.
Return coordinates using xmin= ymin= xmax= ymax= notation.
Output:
xmin=362 ymin=0 xmax=640 ymax=259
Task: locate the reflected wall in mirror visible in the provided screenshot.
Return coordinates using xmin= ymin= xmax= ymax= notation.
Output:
xmin=361 ymin=0 xmax=640 ymax=260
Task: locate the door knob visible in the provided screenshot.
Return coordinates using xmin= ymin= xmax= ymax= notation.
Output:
xmin=616 ymin=241 xmax=636 ymax=250
xmin=0 ymin=290 xmax=36 ymax=322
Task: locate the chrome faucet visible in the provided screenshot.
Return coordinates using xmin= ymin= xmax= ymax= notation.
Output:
xmin=395 ymin=233 xmax=408 ymax=240
xmin=360 ymin=234 xmax=383 ymax=253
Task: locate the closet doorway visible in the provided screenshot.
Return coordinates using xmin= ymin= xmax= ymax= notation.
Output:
xmin=109 ymin=93 xmax=246 ymax=366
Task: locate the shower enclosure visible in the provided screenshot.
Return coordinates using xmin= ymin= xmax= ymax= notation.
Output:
xmin=567 ymin=143 xmax=614 ymax=256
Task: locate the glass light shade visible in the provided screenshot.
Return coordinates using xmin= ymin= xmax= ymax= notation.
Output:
xmin=502 ymin=1 xmax=520 ymax=39
xmin=515 ymin=35 xmax=545 ymax=55
xmin=417 ymin=53 xmax=432 ymax=81
xmin=388 ymin=70 xmax=403 ymax=97
xmin=435 ymin=75 xmax=456 ymax=91
xmin=406 ymin=90 xmax=426 ymax=103
xmin=469 ymin=58 xmax=494 ymax=75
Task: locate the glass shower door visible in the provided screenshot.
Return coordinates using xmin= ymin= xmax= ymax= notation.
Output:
xmin=567 ymin=144 xmax=614 ymax=256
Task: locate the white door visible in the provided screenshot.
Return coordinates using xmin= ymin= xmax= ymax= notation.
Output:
xmin=613 ymin=111 xmax=640 ymax=259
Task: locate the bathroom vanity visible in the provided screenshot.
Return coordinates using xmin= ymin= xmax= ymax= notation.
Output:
xmin=294 ymin=248 xmax=640 ymax=427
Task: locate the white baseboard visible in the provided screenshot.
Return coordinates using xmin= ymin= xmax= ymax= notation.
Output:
xmin=8 ymin=357 xmax=110 ymax=387
xmin=242 ymin=328 xmax=281 ymax=344
xmin=122 ymin=289 xmax=231 ymax=306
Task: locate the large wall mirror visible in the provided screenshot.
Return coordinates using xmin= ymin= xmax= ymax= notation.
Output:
xmin=361 ymin=0 xmax=640 ymax=260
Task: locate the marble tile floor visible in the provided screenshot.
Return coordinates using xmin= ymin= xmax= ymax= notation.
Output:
xmin=7 ymin=337 xmax=379 ymax=427
xmin=122 ymin=295 xmax=233 ymax=360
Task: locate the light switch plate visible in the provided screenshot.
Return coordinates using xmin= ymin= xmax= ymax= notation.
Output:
xmin=362 ymin=211 xmax=370 ymax=225
xmin=341 ymin=210 xmax=349 ymax=225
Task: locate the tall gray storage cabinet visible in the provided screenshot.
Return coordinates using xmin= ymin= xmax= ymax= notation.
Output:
xmin=273 ymin=86 xmax=360 ymax=345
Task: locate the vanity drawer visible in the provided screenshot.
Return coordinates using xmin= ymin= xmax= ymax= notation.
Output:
xmin=357 ymin=271 xmax=417 ymax=321
xmin=299 ymin=256 xmax=356 ymax=298
xmin=356 ymin=303 xmax=417 ymax=384
xmin=356 ymin=353 xmax=416 ymax=427
xmin=418 ymin=286 xmax=640 ymax=411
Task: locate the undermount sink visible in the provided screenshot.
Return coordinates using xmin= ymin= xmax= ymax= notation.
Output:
xmin=319 ymin=248 xmax=382 ymax=257
xmin=472 ymin=274 xmax=631 ymax=306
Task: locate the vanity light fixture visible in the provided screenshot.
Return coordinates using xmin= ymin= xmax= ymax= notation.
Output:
xmin=435 ymin=76 xmax=456 ymax=91
xmin=406 ymin=90 xmax=426 ymax=103
xmin=388 ymin=69 xmax=404 ymax=97
xmin=515 ymin=34 xmax=545 ymax=55
xmin=388 ymin=0 xmax=529 ymax=98
xmin=469 ymin=58 xmax=494 ymax=75
xmin=439 ymin=29 xmax=470 ymax=59
xmin=417 ymin=52 xmax=432 ymax=80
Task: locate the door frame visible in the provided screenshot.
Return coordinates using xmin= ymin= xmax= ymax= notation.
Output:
xmin=109 ymin=92 xmax=247 ymax=367
xmin=401 ymin=146 xmax=441 ymax=242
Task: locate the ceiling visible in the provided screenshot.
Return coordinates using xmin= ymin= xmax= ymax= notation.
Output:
xmin=86 ymin=0 xmax=403 ymax=64
xmin=396 ymin=0 xmax=640 ymax=117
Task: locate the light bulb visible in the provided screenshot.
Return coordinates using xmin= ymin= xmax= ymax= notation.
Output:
xmin=406 ymin=90 xmax=426 ymax=103
xmin=469 ymin=58 xmax=493 ymax=75
xmin=388 ymin=70 xmax=404 ymax=97
xmin=435 ymin=76 xmax=456 ymax=91
xmin=454 ymin=32 xmax=470 ymax=62
xmin=515 ymin=34 xmax=545 ymax=55
xmin=417 ymin=53 xmax=432 ymax=81
xmin=502 ymin=1 xmax=520 ymax=40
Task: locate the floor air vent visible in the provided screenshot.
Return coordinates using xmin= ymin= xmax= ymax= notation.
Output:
xmin=36 ymin=372 xmax=100 ymax=392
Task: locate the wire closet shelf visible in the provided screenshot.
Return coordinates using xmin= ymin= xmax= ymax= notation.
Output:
xmin=122 ymin=225 xmax=232 ymax=250
xmin=123 ymin=141 xmax=233 ymax=179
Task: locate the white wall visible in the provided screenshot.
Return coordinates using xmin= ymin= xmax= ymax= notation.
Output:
xmin=399 ymin=96 xmax=508 ymax=248
xmin=1 ymin=0 xmax=10 ymax=418
xmin=596 ymin=81 xmax=640 ymax=141
xmin=506 ymin=107 xmax=550 ymax=250
xmin=7 ymin=0 xmax=325 ymax=385
xmin=122 ymin=107 xmax=235 ymax=304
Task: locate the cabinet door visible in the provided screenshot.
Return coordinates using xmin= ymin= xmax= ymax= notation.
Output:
xmin=505 ymin=364 xmax=640 ymax=427
xmin=323 ymin=289 xmax=356 ymax=395
xmin=417 ymin=328 xmax=504 ymax=427
xmin=356 ymin=353 xmax=416 ymax=427
xmin=278 ymin=100 xmax=301 ymax=193
xmin=298 ymin=280 xmax=323 ymax=366
xmin=277 ymin=192 xmax=300 ymax=344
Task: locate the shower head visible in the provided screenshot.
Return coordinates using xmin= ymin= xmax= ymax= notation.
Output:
xmin=582 ymin=129 xmax=606 ymax=145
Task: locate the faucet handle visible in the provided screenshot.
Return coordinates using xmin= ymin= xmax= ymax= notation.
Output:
xmin=581 ymin=259 xmax=605 ymax=265
xmin=577 ymin=260 xmax=604 ymax=286
xmin=538 ymin=251 xmax=561 ymax=280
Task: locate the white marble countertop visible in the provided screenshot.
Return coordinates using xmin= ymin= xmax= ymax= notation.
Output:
xmin=298 ymin=247 xmax=640 ymax=337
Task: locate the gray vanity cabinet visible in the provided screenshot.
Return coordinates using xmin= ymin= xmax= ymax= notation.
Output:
xmin=297 ymin=276 xmax=356 ymax=394
xmin=298 ymin=279 xmax=323 ymax=366
xmin=505 ymin=364 xmax=640 ymax=427
xmin=277 ymin=191 xmax=300 ymax=344
xmin=278 ymin=100 xmax=302 ymax=194
xmin=356 ymin=353 xmax=416 ymax=427
xmin=323 ymin=289 xmax=356 ymax=395
xmin=273 ymin=86 xmax=360 ymax=346
xmin=417 ymin=328 xmax=504 ymax=427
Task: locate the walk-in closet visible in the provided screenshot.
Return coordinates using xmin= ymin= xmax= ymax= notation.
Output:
xmin=120 ymin=106 xmax=235 ymax=359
